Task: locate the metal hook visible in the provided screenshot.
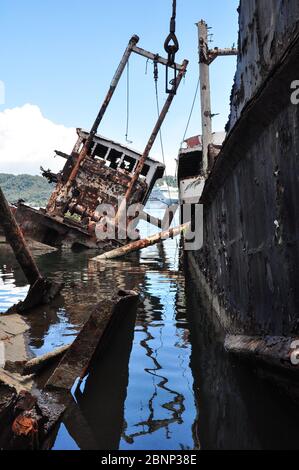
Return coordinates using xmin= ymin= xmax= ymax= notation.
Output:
xmin=164 ymin=32 xmax=179 ymax=64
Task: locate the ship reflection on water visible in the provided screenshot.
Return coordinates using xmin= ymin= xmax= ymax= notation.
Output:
xmin=186 ymin=264 xmax=299 ymax=450
xmin=1 ymin=208 xmax=299 ymax=450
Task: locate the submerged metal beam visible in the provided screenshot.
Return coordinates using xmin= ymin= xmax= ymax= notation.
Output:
xmin=46 ymin=290 xmax=139 ymax=391
xmin=0 ymin=187 xmax=41 ymax=286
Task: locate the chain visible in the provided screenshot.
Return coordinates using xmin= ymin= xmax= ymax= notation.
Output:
xmin=164 ymin=0 xmax=179 ymax=94
xmin=164 ymin=0 xmax=179 ymax=66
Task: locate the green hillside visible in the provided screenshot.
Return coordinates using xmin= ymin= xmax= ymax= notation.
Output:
xmin=0 ymin=173 xmax=54 ymax=208
xmin=0 ymin=173 xmax=176 ymax=209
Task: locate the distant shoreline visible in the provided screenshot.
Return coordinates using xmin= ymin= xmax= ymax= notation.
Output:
xmin=0 ymin=173 xmax=177 ymax=208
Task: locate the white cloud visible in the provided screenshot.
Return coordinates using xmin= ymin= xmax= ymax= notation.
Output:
xmin=0 ymin=104 xmax=76 ymax=175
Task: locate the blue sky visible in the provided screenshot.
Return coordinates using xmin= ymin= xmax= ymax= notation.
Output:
xmin=0 ymin=0 xmax=239 ymax=175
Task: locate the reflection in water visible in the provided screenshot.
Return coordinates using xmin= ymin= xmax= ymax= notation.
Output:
xmin=185 ymin=260 xmax=299 ymax=450
xmin=0 ymin=244 xmax=29 ymax=312
xmin=121 ymin=316 xmax=185 ymax=445
xmin=3 ymin=206 xmax=298 ymax=449
xmin=54 ymin=303 xmax=139 ymax=451
xmin=0 ymin=209 xmax=197 ymax=450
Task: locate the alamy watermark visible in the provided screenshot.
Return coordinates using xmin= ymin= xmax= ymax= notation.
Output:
xmin=0 ymin=80 xmax=5 ymax=105
xmin=92 ymin=198 xmax=203 ymax=251
xmin=290 ymin=80 xmax=299 ymax=105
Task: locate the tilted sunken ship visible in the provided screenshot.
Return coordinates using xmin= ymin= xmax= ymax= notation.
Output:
xmin=10 ymin=35 xmax=188 ymax=252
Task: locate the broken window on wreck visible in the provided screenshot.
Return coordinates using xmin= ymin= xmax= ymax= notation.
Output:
xmin=140 ymin=164 xmax=150 ymax=178
xmin=93 ymin=143 xmax=108 ymax=160
xmin=106 ymin=149 xmax=123 ymax=169
xmin=120 ymin=155 xmax=136 ymax=173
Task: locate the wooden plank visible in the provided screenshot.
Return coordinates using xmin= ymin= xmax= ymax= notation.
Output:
xmin=23 ymin=344 xmax=71 ymax=376
xmin=93 ymin=223 xmax=190 ymax=261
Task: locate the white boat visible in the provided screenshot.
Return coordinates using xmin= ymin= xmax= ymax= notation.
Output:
xmin=158 ymin=184 xmax=179 ymax=205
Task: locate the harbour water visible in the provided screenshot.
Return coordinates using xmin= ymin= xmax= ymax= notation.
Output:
xmin=1 ymin=206 xmax=299 ymax=450
xmin=0 ymin=207 xmax=198 ymax=450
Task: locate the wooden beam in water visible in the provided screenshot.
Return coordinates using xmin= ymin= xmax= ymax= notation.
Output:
xmin=23 ymin=344 xmax=71 ymax=376
xmin=93 ymin=223 xmax=190 ymax=261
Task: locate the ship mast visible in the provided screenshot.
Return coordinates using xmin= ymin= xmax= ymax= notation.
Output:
xmin=197 ymin=20 xmax=212 ymax=176
xmin=197 ymin=20 xmax=238 ymax=176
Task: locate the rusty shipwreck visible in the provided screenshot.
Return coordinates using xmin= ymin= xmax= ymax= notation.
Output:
xmin=9 ymin=35 xmax=188 ymax=252
xmin=16 ymin=130 xmax=165 ymax=251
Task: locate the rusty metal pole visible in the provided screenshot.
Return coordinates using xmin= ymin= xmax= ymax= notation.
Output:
xmin=0 ymin=188 xmax=41 ymax=285
xmin=49 ymin=35 xmax=140 ymax=217
xmin=114 ymin=59 xmax=189 ymax=226
xmin=66 ymin=35 xmax=140 ymax=188
xmin=93 ymin=223 xmax=190 ymax=261
xmin=197 ymin=20 xmax=212 ymax=176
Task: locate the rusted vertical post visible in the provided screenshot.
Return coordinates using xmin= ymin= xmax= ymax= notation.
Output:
xmin=49 ymin=35 xmax=140 ymax=217
xmin=0 ymin=188 xmax=41 ymax=285
xmin=197 ymin=20 xmax=212 ymax=176
xmin=66 ymin=34 xmax=140 ymax=188
xmin=114 ymin=59 xmax=189 ymax=226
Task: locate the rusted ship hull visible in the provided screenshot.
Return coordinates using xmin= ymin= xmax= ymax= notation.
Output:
xmin=0 ymin=202 xmax=116 ymax=251
xmin=11 ymin=203 xmax=113 ymax=251
xmin=179 ymin=0 xmax=299 ymax=366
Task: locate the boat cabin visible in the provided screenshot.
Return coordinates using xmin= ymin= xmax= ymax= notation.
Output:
xmin=47 ymin=129 xmax=165 ymax=222
xmin=12 ymin=130 xmax=165 ymax=250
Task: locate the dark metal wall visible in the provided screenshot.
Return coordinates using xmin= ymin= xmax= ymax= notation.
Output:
xmin=228 ymin=0 xmax=299 ymax=131
xmin=193 ymin=0 xmax=299 ymax=335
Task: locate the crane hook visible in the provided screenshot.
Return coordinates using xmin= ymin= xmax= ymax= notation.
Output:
xmin=164 ymin=0 xmax=179 ymax=94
